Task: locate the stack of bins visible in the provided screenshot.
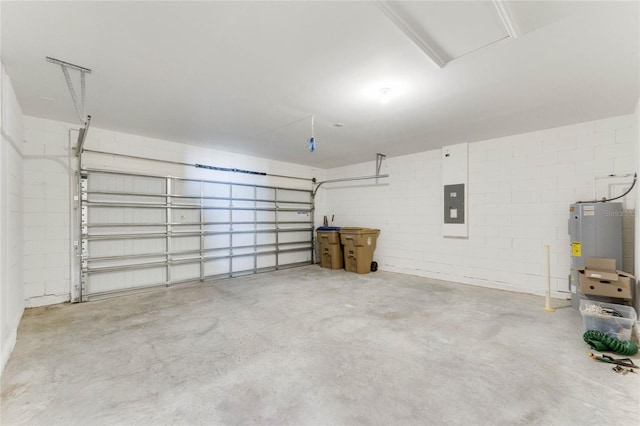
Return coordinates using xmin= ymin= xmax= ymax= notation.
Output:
xmin=340 ymin=227 xmax=380 ymax=274
xmin=316 ymin=226 xmax=343 ymax=269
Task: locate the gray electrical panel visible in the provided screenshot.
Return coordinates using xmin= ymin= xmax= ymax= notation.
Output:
xmin=568 ymin=202 xmax=623 ymax=309
xmin=444 ymin=184 xmax=465 ymax=224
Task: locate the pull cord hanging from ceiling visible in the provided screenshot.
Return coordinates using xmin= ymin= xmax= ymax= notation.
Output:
xmin=308 ymin=114 xmax=316 ymax=152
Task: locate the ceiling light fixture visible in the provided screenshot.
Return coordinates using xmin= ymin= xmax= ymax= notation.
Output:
xmin=333 ymin=123 xmax=344 ymax=128
xmin=379 ymin=87 xmax=392 ymax=103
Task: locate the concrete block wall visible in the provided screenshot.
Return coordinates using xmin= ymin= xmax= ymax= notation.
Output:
xmin=1 ymin=65 xmax=25 ymax=375
xmin=14 ymin=112 xmax=640 ymax=306
xmin=21 ymin=116 xmax=325 ymax=306
xmin=323 ymin=114 xmax=637 ymax=298
xmin=22 ymin=117 xmax=73 ymax=307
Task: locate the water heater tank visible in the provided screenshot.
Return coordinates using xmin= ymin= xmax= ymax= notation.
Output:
xmin=568 ymin=202 xmax=623 ymax=308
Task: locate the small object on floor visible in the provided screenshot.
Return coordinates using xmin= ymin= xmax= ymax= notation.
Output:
xmin=583 ymin=330 xmax=638 ymax=355
xmin=588 ymin=352 xmax=639 ymax=369
xmin=371 ymin=261 xmax=378 ymax=272
xmin=612 ymin=365 xmax=636 ymax=374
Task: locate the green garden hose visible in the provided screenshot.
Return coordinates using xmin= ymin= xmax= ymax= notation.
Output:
xmin=583 ymin=330 xmax=638 ymax=356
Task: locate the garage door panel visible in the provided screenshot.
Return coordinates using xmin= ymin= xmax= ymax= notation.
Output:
xmin=203 ymin=182 xmax=230 ymax=198
xmin=170 ymin=208 xmax=200 ymax=223
xmin=171 ymin=263 xmax=200 ymax=282
xmin=232 ymin=256 xmax=254 ymax=273
xmin=257 ymin=233 xmax=276 ymax=245
xmin=279 ymin=231 xmax=311 ymax=244
xmin=90 ymin=225 xmax=166 ymax=235
xmin=87 ymin=266 xmax=166 ymax=296
xmin=232 ymin=210 xmax=255 ymax=222
xmin=173 ymin=225 xmax=202 ymax=234
xmin=204 ymin=234 xmax=231 ymax=249
xmin=203 ymin=258 xmax=230 ymax=276
xmin=232 ymin=233 xmax=255 ymax=247
xmin=90 ymin=207 xmax=166 ymax=225
xmin=202 ymin=209 xmax=231 ymax=222
xmin=172 ymin=180 xmax=200 ymax=197
xmin=233 ymin=223 xmax=256 ymax=233
xmin=278 ymin=251 xmax=312 ymax=265
xmin=232 ymin=200 xmax=256 ymax=209
xmin=257 ymin=253 xmax=276 ymax=269
xmin=257 ymin=211 xmax=275 ymax=222
xmin=89 ymin=237 xmax=166 ymax=258
xmin=171 ymin=235 xmax=200 ymax=252
xmin=256 ymin=187 xmax=275 ymax=199
xmin=81 ymin=170 xmax=312 ymax=300
xmin=278 ymin=211 xmax=310 ymax=223
xmin=231 ymin=185 xmax=254 ymax=199
xmin=280 ymin=189 xmax=310 ymax=203
xmin=89 ymin=255 xmax=167 ymax=270
xmin=232 ymin=246 xmax=256 ymax=257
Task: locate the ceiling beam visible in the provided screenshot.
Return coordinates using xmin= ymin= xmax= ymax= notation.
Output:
xmin=493 ymin=0 xmax=520 ymax=39
xmin=374 ymin=1 xmax=448 ymax=68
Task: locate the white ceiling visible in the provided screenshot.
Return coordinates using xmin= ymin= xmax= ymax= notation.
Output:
xmin=1 ymin=1 xmax=638 ymax=169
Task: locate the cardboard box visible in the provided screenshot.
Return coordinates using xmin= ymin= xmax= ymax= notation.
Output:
xmin=578 ymin=257 xmax=633 ymax=300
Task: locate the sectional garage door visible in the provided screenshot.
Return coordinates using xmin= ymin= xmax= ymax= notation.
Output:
xmin=79 ymin=169 xmax=313 ymax=300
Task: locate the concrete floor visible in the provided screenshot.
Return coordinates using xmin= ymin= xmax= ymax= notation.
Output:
xmin=1 ymin=266 xmax=639 ymax=425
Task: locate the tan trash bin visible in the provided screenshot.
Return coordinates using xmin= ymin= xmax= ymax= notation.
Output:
xmin=316 ymin=227 xmax=343 ymax=269
xmin=339 ymin=227 xmax=380 ymax=274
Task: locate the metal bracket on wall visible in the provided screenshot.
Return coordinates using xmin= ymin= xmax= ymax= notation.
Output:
xmin=46 ymin=56 xmax=93 ymax=156
xmin=75 ymin=115 xmax=92 ymax=156
xmin=312 ymin=153 xmax=389 ymax=198
xmin=376 ymin=153 xmax=386 ymax=182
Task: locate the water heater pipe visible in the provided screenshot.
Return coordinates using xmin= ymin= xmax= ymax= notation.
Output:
xmin=592 ymin=173 xmax=634 ymax=200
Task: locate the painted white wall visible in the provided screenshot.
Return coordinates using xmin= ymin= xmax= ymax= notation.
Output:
xmin=322 ymin=114 xmax=637 ymax=298
xmin=1 ymin=65 xmax=25 ymax=375
xmin=22 ymin=116 xmax=326 ymax=306
xmin=19 ymin=112 xmax=639 ymax=306
xmin=22 ymin=117 xmax=74 ymax=307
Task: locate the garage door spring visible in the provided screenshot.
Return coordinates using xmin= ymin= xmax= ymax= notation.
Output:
xmin=583 ymin=330 xmax=638 ymax=356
